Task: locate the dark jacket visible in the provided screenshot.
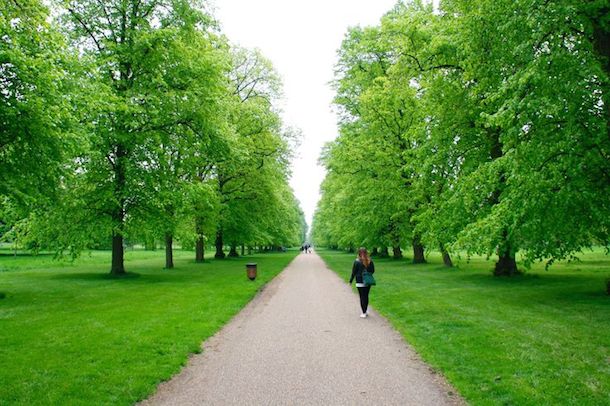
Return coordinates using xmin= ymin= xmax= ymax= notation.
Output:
xmin=350 ymin=259 xmax=375 ymax=284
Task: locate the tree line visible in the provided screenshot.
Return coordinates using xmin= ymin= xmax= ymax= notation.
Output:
xmin=312 ymin=0 xmax=610 ymax=275
xmin=0 ymin=0 xmax=306 ymax=274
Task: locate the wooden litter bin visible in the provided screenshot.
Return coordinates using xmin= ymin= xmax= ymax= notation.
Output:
xmin=246 ymin=263 xmax=257 ymax=281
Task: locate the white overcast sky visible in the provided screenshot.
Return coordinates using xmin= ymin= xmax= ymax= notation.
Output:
xmin=214 ymin=0 xmax=398 ymax=228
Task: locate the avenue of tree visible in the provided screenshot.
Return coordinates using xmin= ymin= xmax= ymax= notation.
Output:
xmin=1 ymin=0 xmax=306 ymax=274
xmin=312 ymin=0 xmax=610 ymax=275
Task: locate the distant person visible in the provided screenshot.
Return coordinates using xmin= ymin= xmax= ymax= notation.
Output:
xmin=349 ymin=247 xmax=375 ymax=318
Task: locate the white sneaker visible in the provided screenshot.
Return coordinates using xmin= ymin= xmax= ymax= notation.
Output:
xmin=360 ymin=313 xmax=367 ymax=318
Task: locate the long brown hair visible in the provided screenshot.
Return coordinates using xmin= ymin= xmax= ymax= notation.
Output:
xmin=358 ymin=247 xmax=370 ymax=268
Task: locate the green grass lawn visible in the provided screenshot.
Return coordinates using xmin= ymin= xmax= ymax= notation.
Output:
xmin=0 ymin=248 xmax=298 ymax=405
xmin=318 ymin=248 xmax=610 ymax=406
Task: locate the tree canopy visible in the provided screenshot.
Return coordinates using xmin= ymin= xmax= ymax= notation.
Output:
xmin=0 ymin=0 xmax=306 ymax=273
xmin=312 ymin=0 xmax=610 ymax=274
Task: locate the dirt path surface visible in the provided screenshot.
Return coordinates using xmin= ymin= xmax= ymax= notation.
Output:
xmin=141 ymin=252 xmax=463 ymax=405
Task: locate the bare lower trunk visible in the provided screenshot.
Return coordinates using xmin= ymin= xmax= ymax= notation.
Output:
xmin=165 ymin=233 xmax=173 ymax=269
xmin=215 ymin=230 xmax=225 ymax=259
xmin=440 ymin=244 xmax=453 ymax=267
xmin=442 ymin=251 xmax=453 ymax=267
xmin=392 ymin=246 xmax=402 ymax=259
xmin=110 ymin=144 xmax=127 ymax=276
xmin=111 ymin=233 xmax=125 ymax=275
xmin=412 ymin=235 xmax=426 ymax=264
xmin=370 ymin=247 xmax=379 ymax=257
xmin=241 ymin=245 xmax=245 ymax=256
xmin=379 ymin=246 xmax=389 ymax=258
xmin=196 ymin=237 xmax=204 ymax=262
xmin=494 ymin=229 xmax=519 ymax=276
xmin=228 ymin=245 xmax=239 ymax=257
xmin=494 ymin=248 xmax=518 ymax=276
xmin=195 ymin=219 xmax=204 ymax=263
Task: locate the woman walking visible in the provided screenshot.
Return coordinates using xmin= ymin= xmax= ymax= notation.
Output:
xmin=349 ymin=247 xmax=375 ymax=318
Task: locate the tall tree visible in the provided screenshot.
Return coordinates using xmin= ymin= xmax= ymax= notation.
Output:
xmin=314 ymin=0 xmax=610 ymax=275
xmin=428 ymin=0 xmax=610 ymax=273
xmin=59 ymin=0 xmax=226 ymax=274
xmin=214 ymin=47 xmax=297 ymax=257
xmin=0 ymin=0 xmax=80 ymax=237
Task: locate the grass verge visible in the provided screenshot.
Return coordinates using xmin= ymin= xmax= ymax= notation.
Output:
xmin=0 ymin=248 xmax=297 ymax=405
xmin=318 ymin=248 xmax=610 ymax=405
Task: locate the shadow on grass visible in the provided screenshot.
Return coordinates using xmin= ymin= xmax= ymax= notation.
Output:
xmin=0 ymin=252 xmax=56 ymax=258
xmin=452 ymin=270 xmax=604 ymax=286
xmin=373 ymin=256 xmax=610 ymax=305
xmin=51 ymin=272 xmax=141 ymax=282
xmin=49 ymin=270 xmax=213 ymax=285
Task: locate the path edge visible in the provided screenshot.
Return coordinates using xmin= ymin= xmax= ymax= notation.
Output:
xmin=137 ymin=254 xmax=296 ymax=404
xmin=316 ymin=251 xmax=467 ymax=406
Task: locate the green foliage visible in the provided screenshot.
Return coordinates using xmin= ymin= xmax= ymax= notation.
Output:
xmin=0 ymin=248 xmax=299 ymax=404
xmin=1 ymin=0 xmax=305 ymax=270
xmin=215 ymin=47 xmax=306 ymax=252
xmin=319 ymin=248 xmax=610 ymax=405
xmin=0 ymin=0 xmax=80 ymax=205
xmin=0 ymin=0 xmax=85 ymax=252
xmin=313 ymin=0 xmax=610 ymax=272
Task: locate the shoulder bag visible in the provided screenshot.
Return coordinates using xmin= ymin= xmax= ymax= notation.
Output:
xmin=363 ymin=265 xmax=376 ymax=286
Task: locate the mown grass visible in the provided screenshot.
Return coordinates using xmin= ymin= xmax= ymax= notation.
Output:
xmin=318 ymin=248 xmax=610 ymax=406
xmin=0 ymin=248 xmax=297 ymax=405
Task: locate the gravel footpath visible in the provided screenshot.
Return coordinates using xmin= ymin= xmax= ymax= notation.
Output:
xmin=140 ymin=252 xmax=464 ymax=405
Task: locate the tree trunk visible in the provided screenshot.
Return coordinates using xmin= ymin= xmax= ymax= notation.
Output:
xmin=248 ymin=246 xmax=252 ymax=255
xmin=195 ymin=236 xmax=204 ymax=262
xmin=488 ymin=130 xmax=520 ymax=276
xmin=412 ymin=235 xmax=426 ymax=264
xmin=110 ymin=144 xmax=127 ymax=275
xmin=440 ymin=243 xmax=453 ymax=267
xmin=241 ymin=245 xmax=245 ymax=256
xmin=379 ymin=246 xmax=389 ymax=257
xmin=195 ymin=219 xmax=204 ymax=263
xmin=165 ymin=233 xmax=174 ymax=269
xmin=228 ymin=245 xmax=239 ymax=257
xmin=111 ymin=233 xmax=125 ymax=275
xmin=494 ymin=248 xmax=518 ymax=276
xmin=348 ymin=244 xmax=354 ymax=253
xmin=442 ymin=250 xmax=453 ymax=267
xmin=494 ymin=230 xmax=518 ymax=275
xmin=370 ymin=247 xmax=379 ymax=257
xmin=215 ymin=230 xmax=225 ymax=259
xmin=392 ymin=245 xmax=402 ymax=259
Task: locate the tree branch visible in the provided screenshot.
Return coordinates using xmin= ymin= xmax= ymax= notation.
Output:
xmin=67 ymin=8 xmax=105 ymax=54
